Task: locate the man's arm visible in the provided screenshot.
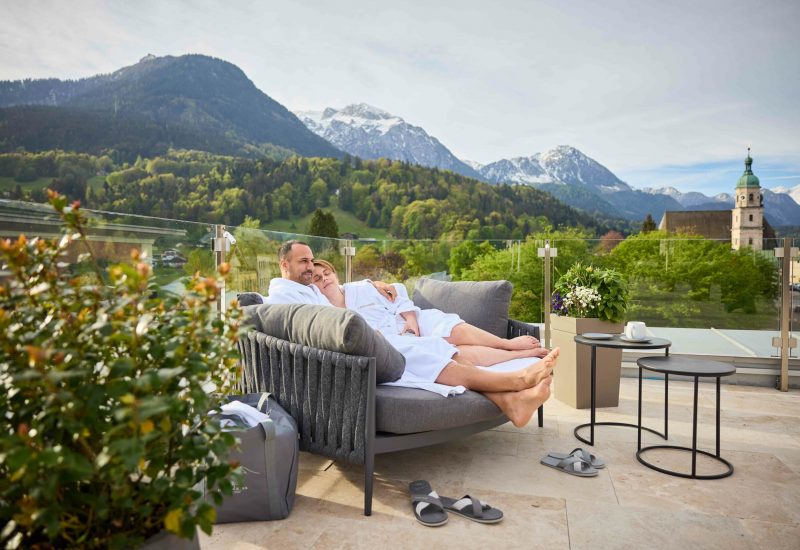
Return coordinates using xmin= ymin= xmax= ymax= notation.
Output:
xmin=370 ymin=280 xmax=397 ymax=302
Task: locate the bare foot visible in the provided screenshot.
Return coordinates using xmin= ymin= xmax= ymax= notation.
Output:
xmin=503 ymin=335 xmax=540 ymax=350
xmin=519 ymin=347 xmax=559 ymax=388
xmin=503 ymin=378 xmax=553 ymax=427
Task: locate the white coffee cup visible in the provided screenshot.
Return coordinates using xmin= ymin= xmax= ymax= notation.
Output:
xmin=624 ymin=321 xmax=647 ymax=340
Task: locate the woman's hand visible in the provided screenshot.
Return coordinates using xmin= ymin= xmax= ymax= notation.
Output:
xmin=401 ymin=319 xmax=420 ymax=336
xmin=371 ymin=280 xmax=396 ymax=302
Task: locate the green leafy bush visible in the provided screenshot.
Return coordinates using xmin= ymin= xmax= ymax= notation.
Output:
xmin=552 ymin=262 xmax=628 ymax=322
xmin=0 ymin=192 xmax=241 ymax=548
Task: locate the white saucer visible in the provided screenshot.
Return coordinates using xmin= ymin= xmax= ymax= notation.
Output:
xmin=582 ymin=333 xmax=614 ymax=340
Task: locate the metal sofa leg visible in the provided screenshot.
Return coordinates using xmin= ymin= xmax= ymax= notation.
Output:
xmin=364 ymin=452 xmax=375 ymax=516
xmin=538 ymin=404 xmax=544 ymax=427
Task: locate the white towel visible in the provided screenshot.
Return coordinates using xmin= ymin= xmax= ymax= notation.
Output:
xmin=217 ymin=400 xmax=270 ymax=428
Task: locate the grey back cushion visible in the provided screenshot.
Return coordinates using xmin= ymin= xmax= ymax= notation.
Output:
xmin=413 ymin=279 xmax=512 ymax=338
xmin=253 ymin=303 xmax=405 ymax=384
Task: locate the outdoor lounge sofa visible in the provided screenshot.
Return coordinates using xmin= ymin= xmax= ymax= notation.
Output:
xmin=237 ymin=278 xmax=542 ymax=515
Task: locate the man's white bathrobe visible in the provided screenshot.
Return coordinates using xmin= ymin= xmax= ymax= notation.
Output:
xmin=263 ymin=277 xmax=465 ymax=396
xmin=261 ymin=278 xmax=331 ymax=306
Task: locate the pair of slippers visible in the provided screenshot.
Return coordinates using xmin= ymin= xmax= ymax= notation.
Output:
xmin=540 ymin=448 xmax=606 ymax=477
xmin=409 ymin=480 xmax=503 ymax=527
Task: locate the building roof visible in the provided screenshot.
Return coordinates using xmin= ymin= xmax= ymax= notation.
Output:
xmin=658 ymin=210 xmax=732 ymax=240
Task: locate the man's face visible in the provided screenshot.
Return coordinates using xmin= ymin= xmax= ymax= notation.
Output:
xmin=281 ymin=244 xmax=314 ymax=285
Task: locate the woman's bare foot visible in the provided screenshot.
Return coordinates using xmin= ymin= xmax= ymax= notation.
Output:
xmin=502 ymin=377 xmax=553 ymax=427
xmin=518 ymin=347 xmax=559 ymax=388
xmin=503 ymin=335 xmax=540 ymax=350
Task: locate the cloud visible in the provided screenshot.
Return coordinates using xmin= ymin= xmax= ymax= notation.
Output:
xmin=0 ymin=0 xmax=797 ymax=196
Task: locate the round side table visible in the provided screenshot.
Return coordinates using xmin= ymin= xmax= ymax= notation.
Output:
xmin=636 ymin=355 xmax=735 ymax=479
xmin=573 ymin=335 xmax=672 ymax=446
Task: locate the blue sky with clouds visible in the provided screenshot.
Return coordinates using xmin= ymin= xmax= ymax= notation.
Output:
xmin=1 ymin=0 xmax=798 ymax=196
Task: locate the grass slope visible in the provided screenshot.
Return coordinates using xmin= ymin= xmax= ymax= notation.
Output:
xmin=261 ymin=207 xmax=388 ymax=239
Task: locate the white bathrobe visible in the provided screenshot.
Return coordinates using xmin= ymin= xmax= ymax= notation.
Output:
xmin=342 ymin=280 xmax=463 ymax=338
xmin=262 ymin=278 xmax=331 ymax=306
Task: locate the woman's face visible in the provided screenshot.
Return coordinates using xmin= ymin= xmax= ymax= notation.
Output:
xmin=312 ymin=264 xmax=340 ymax=298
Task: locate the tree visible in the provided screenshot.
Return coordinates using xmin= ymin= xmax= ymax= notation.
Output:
xmin=307 ymin=209 xmax=339 ymax=238
xmin=599 ymin=230 xmax=625 ymax=253
xmin=642 ymin=213 xmax=657 ymax=233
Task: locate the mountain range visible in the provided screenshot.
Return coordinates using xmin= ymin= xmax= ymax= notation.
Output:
xmin=0 ymin=54 xmax=339 ymax=159
xmin=297 ymin=104 xmax=800 ymax=226
xmin=2 ymin=54 xmax=796 ymax=227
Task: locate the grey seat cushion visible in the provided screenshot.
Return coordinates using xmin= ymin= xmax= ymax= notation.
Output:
xmin=252 ymin=303 xmax=405 ymax=384
xmin=413 ymin=279 xmax=513 ymax=338
xmin=375 ymin=386 xmax=503 ymax=434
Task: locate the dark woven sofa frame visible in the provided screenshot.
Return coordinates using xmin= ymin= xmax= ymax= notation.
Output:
xmin=238 ymin=319 xmax=542 ymax=516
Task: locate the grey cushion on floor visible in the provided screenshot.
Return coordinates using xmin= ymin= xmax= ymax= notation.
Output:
xmin=375 ymin=386 xmax=503 ymax=434
xmin=254 ymin=303 xmax=405 ymax=384
xmin=413 ymin=279 xmax=513 ymax=338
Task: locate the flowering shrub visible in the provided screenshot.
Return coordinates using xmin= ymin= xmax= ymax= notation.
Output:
xmin=552 ymin=262 xmax=628 ymax=322
xmin=0 ymin=192 xmax=242 ymax=549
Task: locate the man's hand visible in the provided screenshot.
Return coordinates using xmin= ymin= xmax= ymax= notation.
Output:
xmin=371 ymin=280 xmax=396 ymax=302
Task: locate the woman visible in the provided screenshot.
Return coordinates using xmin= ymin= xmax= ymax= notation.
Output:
xmin=312 ymin=259 xmax=549 ymax=366
xmin=311 ymin=260 xmax=558 ymax=427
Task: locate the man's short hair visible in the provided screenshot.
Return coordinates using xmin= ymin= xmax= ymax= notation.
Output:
xmin=278 ymin=240 xmax=309 ymax=262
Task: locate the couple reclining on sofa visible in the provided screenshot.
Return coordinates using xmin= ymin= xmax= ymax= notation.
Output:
xmin=252 ymin=240 xmax=557 ymax=427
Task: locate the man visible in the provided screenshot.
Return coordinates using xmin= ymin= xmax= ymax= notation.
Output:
xmin=262 ymin=240 xmax=556 ymax=427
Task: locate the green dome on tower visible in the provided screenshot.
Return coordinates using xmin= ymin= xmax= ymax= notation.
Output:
xmin=736 ymin=149 xmax=760 ymax=188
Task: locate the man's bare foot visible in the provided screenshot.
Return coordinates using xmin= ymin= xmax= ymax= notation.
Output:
xmin=503 ymin=335 xmax=540 ymax=350
xmin=503 ymin=378 xmax=553 ymax=427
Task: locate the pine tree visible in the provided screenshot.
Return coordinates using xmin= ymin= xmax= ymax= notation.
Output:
xmin=641 ymin=213 xmax=657 ymax=233
xmin=308 ymin=209 xmax=339 ymax=238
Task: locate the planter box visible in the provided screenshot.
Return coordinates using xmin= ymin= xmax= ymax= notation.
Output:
xmin=550 ymin=314 xmax=624 ymax=409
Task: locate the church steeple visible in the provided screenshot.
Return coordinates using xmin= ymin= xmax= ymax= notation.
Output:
xmin=731 ymin=147 xmax=764 ymax=250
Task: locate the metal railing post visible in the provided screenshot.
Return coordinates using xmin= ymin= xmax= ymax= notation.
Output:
xmin=342 ymin=239 xmax=355 ymax=283
xmin=779 ymin=238 xmax=791 ymax=391
xmin=213 ymin=224 xmax=226 ymax=314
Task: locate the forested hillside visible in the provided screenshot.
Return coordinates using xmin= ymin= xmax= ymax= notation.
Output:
xmin=0 ymin=150 xmax=630 ymax=239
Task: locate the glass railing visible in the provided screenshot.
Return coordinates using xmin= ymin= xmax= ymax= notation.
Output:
xmin=2 ymin=200 xmax=793 ymax=361
xmin=0 ymin=199 xmax=216 ymax=300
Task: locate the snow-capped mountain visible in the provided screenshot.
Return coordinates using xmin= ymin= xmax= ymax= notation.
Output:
xmin=294 ymin=103 xmax=482 ymax=179
xmin=642 ymin=187 xmax=730 ymax=207
xmin=479 ymin=146 xmax=630 ymax=192
xmin=771 ymin=184 xmax=800 ymax=206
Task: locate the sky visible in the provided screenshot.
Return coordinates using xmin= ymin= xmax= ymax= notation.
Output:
xmin=1 ymin=0 xmax=799 ymax=196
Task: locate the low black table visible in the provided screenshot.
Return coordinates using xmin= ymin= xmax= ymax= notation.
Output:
xmin=636 ymin=356 xmax=735 ymax=479
xmin=573 ymin=334 xmax=672 ymax=446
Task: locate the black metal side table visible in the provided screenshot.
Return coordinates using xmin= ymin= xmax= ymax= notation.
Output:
xmin=573 ymin=335 xmax=672 ymax=446
xmin=636 ymin=356 xmax=735 ymax=479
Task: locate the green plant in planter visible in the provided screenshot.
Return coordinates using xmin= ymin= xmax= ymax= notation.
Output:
xmin=552 ymin=262 xmax=628 ymax=322
xmin=0 ymin=192 xmax=241 ymax=549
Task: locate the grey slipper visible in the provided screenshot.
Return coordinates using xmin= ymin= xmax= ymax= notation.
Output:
xmin=540 ymin=453 xmax=599 ymax=477
xmin=409 ymin=480 xmax=448 ymax=527
xmin=548 ymin=447 xmax=606 ymax=469
xmin=440 ymin=495 xmax=503 ymax=524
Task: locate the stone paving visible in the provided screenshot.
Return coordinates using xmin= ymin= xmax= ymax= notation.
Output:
xmin=202 ymin=378 xmax=800 ymax=549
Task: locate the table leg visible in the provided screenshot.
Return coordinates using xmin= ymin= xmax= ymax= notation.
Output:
xmin=664 ymin=373 xmax=669 ymax=440
xmin=590 ymin=345 xmax=596 ymax=446
xmin=638 ymin=366 xmax=643 ymax=451
xmin=716 ymin=377 xmax=721 ymax=458
xmin=692 ymin=376 xmax=699 ymax=477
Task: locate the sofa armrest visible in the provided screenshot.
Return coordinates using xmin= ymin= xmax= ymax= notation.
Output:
xmin=238 ymin=330 xmax=375 ymax=464
xmin=507 ymin=318 xmax=540 ymax=340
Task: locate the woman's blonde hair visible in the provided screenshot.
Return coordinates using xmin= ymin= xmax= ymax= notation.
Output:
xmin=312 ymin=259 xmax=337 ymax=274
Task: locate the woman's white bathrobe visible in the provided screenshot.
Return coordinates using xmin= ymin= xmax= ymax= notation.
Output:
xmin=342 ymin=280 xmax=464 ymax=339
xmin=342 ymin=281 xmax=466 ymax=395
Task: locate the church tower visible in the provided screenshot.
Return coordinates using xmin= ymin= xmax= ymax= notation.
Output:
xmin=731 ymin=148 xmax=764 ymax=251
